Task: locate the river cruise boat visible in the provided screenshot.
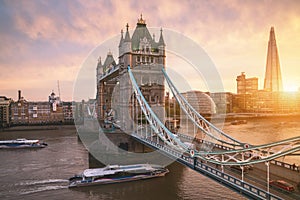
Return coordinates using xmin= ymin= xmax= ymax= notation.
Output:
xmin=0 ymin=138 xmax=48 ymax=148
xmin=69 ymin=164 xmax=169 ymax=188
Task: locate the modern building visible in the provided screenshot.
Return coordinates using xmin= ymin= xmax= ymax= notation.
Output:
xmin=209 ymin=92 xmax=234 ymax=114
xmin=96 ymin=15 xmax=166 ymax=131
xmin=264 ymin=27 xmax=283 ymax=92
xmin=231 ymin=27 xmax=300 ymax=113
xmin=179 ymin=91 xmax=216 ymax=135
xmin=235 ymin=72 xmax=259 ymax=112
xmin=236 ymin=72 xmax=258 ymax=95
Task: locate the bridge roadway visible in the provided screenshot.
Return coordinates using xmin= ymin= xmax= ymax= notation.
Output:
xmin=178 ymin=133 xmax=300 ymax=200
xmin=132 ymin=134 xmax=300 ymax=200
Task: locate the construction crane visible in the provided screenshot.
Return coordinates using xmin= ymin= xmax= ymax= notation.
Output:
xmin=57 ymin=80 xmax=61 ymax=102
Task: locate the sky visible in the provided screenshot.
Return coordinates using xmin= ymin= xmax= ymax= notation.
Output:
xmin=1 ymin=0 xmax=300 ymax=101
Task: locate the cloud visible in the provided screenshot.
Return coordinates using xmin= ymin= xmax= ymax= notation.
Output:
xmin=1 ymin=0 xmax=300 ymax=100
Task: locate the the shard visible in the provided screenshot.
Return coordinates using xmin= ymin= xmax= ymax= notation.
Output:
xmin=263 ymin=27 xmax=283 ymax=92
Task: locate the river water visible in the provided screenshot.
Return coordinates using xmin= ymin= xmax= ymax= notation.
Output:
xmin=0 ymin=116 xmax=299 ymax=200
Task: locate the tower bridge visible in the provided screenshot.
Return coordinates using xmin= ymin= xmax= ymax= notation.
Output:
xmin=127 ymin=65 xmax=300 ymax=200
xmin=94 ymin=16 xmax=300 ymax=200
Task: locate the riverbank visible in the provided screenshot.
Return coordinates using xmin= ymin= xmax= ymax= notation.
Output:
xmin=2 ymin=113 xmax=300 ymax=131
xmin=1 ymin=124 xmax=76 ymax=132
xmin=213 ymin=112 xmax=300 ymax=122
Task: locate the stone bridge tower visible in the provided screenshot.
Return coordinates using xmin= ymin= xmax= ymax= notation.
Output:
xmin=97 ymin=15 xmax=166 ymax=132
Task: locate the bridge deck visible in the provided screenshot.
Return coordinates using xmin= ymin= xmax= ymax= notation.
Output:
xmin=132 ymin=134 xmax=300 ymax=200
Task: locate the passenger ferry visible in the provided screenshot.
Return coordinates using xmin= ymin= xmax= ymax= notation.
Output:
xmin=0 ymin=138 xmax=48 ymax=148
xmin=68 ymin=164 xmax=169 ymax=188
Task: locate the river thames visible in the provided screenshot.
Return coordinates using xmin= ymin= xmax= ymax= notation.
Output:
xmin=0 ymin=116 xmax=299 ymax=200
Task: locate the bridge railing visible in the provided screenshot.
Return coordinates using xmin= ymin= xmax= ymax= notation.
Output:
xmin=177 ymin=133 xmax=299 ymax=172
xmin=192 ymin=159 xmax=280 ymax=200
xmin=133 ymin=134 xmax=282 ymax=200
xmin=270 ymin=160 xmax=299 ymax=172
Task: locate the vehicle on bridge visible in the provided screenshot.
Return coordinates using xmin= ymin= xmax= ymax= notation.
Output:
xmin=230 ymin=165 xmax=249 ymax=173
xmin=269 ymin=180 xmax=295 ymax=192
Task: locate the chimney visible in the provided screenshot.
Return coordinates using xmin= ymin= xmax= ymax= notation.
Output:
xmin=18 ymin=90 xmax=21 ymax=101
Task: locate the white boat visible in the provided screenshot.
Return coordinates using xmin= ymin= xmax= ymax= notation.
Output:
xmin=0 ymin=138 xmax=48 ymax=148
xmin=68 ymin=164 xmax=169 ymax=188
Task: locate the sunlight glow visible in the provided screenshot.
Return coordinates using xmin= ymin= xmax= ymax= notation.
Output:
xmin=284 ymin=84 xmax=299 ymax=92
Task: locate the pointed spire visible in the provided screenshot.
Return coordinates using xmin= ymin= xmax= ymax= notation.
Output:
xmin=118 ymin=29 xmax=124 ymax=47
xmin=137 ymin=13 xmax=146 ymax=25
xmin=158 ymin=28 xmax=165 ymax=46
xmin=97 ymin=56 xmax=102 ymax=66
xmin=270 ymin=26 xmax=275 ymax=41
xmin=97 ymin=56 xmax=102 ymax=70
xmin=124 ymin=23 xmax=131 ymax=42
xmin=264 ymin=26 xmax=283 ymax=92
xmin=108 ymin=49 xmax=112 ymax=56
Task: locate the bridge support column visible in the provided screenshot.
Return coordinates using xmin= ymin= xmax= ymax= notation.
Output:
xmin=241 ymin=166 xmax=244 ymax=183
xmin=266 ymin=161 xmax=270 ymax=196
xmin=221 ymin=154 xmax=224 ymax=173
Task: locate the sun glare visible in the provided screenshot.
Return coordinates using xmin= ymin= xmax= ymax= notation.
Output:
xmin=284 ymin=85 xmax=299 ymax=92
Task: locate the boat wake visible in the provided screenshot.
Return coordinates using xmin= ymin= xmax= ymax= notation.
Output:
xmin=20 ymin=185 xmax=68 ymax=195
xmin=17 ymin=179 xmax=68 ymax=186
xmin=17 ymin=179 xmax=69 ymax=195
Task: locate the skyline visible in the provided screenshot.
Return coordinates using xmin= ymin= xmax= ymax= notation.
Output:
xmin=1 ymin=0 xmax=300 ymax=101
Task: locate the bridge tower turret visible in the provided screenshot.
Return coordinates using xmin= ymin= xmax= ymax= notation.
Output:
xmin=119 ymin=23 xmax=132 ymax=69
xmin=158 ymin=28 xmax=166 ymax=66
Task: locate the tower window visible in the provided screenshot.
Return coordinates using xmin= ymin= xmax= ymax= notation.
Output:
xmin=146 ymin=57 xmax=149 ymax=63
xmin=142 ymin=56 xmax=145 ymax=63
xmin=137 ymin=56 xmax=140 ymax=62
xmin=151 ymin=57 xmax=154 ymax=63
xmin=151 ymin=96 xmax=155 ymax=102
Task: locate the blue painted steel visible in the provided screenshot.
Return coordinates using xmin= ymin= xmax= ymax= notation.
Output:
xmin=162 ymin=67 xmax=244 ymax=148
xmin=132 ymin=135 xmax=282 ymax=200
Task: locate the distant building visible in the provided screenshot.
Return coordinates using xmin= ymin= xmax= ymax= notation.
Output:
xmin=10 ymin=90 xmax=29 ymax=125
xmin=28 ymin=101 xmax=52 ymax=124
xmin=236 ymin=72 xmax=258 ymax=95
xmin=0 ymin=107 xmax=2 ymax=128
xmin=62 ymin=102 xmax=75 ymax=124
xmin=49 ymin=91 xmax=61 ymax=112
xmin=11 ymin=91 xmax=64 ymax=125
xmin=235 ymin=72 xmax=259 ymax=112
xmin=180 ymin=91 xmax=216 ymax=135
xmin=253 ymin=90 xmax=300 ymax=113
xmin=232 ymin=27 xmax=300 ymax=113
xmin=181 ymin=91 xmax=216 ymax=116
xmin=0 ymin=96 xmax=11 ymax=127
xmin=209 ymin=92 xmax=234 ymax=114
xmin=264 ymin=27 xmax=283 ymax=92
